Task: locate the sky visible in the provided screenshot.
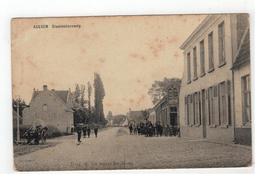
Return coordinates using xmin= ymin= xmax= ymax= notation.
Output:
xmin=12 ymin=15 xmax=206 ymax=115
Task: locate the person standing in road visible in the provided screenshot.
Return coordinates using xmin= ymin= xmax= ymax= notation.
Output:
xmin=87 ymin=125 xmax=91 ymax=138
xmin=129 ymin=123 xmax=133 ymax=135
xmin=82 ymin=125 xmax=87 ymax=138
xmin=76 ymin=123 xmax=83 ymax=144
xmin=94 ymin=124 xmax=99 ymax=138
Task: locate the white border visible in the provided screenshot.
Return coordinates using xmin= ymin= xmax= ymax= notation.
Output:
xmin=0 ymin=0 xmax=258 ymax=177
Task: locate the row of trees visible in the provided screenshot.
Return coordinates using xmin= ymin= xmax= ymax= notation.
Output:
xmin=73 ymin=73 xmax=107 ymax=126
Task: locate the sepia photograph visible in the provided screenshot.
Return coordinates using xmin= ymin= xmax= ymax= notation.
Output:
xmin=11 ymin=14 xmax=252 ymax=171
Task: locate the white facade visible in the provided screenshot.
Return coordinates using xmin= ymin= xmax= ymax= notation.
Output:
xmin=179 ymin=14 xmax=250 ymax=144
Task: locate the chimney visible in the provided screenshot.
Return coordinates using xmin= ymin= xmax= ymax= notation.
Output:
xmin=43 ymin=85 xmax=48 ymax=91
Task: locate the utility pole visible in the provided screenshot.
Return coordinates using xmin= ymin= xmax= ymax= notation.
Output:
xmin=14 ymin=96 xmax=22 ymax=144
xmin=14 ymin=96 xmax=29 ymax=144
xmin=16 ymin=99 xmax=20 ymax=143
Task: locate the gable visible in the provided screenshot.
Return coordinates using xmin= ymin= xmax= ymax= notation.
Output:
xmin=232 ymin=28 xmax=250 ymax=69
xmin=29 ymin=90 xmax=72 ymax=112
xmin=31 ymin=90 xmax=69 ymax=104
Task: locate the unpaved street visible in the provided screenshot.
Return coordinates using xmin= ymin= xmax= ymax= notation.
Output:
xmin=14 ymin=127 xmax=251 ymax=171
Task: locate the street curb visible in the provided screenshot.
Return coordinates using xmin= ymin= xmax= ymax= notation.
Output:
xmin=181 ymin=137 xmax=252 ymax=150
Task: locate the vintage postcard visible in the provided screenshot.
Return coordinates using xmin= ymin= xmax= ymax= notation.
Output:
xmin=11 ymin=14 xmax=252 ymax=171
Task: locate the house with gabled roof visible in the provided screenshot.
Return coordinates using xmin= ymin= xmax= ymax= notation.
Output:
xmin=232 ymin=24 xmax=251 ymax=145
xmin=23 ymin=85 xmax=74 ymax=133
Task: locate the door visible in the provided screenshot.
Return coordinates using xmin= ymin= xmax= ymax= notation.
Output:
xmin=170 ymin=107 xmax=178 ymax=126
xmin=202 ymin=89 xmax=207 ymax=138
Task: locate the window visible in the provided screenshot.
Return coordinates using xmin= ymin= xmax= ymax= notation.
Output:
xmin=193 ymin=47 xmax=198 ymax=80
xmin=189 ymin=95 xmax=194 ymax=126
xmin=242 ymin=75 xmax=251 ymax=125
xmin=219 ymin=82 xmax=228 ymax=125
xmin=170 ymin=107 xmax=178 ymax=126
xmin=207 ymin=88 xmax=212 ymax=125
xmin=213 ymin=86 xmax=220 ymax=126
xmin=42 ymin=104 xmax=48 ymax=112
xmin=208 ymin=32 xmax=214 ymax=71
xmin=208 ymin=86 xmax=219 ymax=126
xmin=186 ymin=92 xmax=202 ymax=127
xmin=200 ymin=40 xmax=205 ymax=76
xmin=193 ymin=93 xmax=197 ymax=125
xmin=218 ymin=22 xmax=226 ymax=66
xmin=187 ymin=52 xmax=191 ymax=83
xmin=185 ymin=96 xmax=189 ymax=126
xmin=193 ymin=92 xmax=201 ymax=126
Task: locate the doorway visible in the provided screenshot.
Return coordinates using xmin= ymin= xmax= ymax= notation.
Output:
xmin=170 ymin=107 xmax=178 ymax=126
xmin=202 ymin=90 xmax=207 ymax=138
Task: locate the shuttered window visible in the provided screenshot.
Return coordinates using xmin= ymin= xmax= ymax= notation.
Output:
xmin=207 ymin=86 xmax=219 ymax=126
xmin=189 ymin=95 xmax=194 ymax=126
xmin=187 ymin=52 xmax=191 ymax=83
xmin=208 ymin=32 xmax=214 ymax=71
xmin=218 ymin=21 xmax=226 ymax=66
xmin=185 ymin=96 xmax=189 ymax=126
xmin=193 ymin=92 xmax=201 ymax=125
xmin=213 ymin=85 xmax=220 ymax=126
xmin=193 ymin=47 xmax=198 ymax=80
xmin=242 ymin=75 xmax=251 ymax=125
xmin=219 ymin=82 xmax=228 ymax=125
xmin=208 ymin=87 xmax=213 ymax=126
xmin=200 ymin=40 xmax=205 ymax=76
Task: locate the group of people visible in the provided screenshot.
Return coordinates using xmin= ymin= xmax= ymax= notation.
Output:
xmin=23 ymin=125 xmax=48 ymax=145
xmin=75 ymin=123 xmax=99 ymax=145
xmin=128 ymin=121 xmax=179 ymax=137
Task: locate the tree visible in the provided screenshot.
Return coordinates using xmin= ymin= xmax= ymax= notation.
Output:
xmin=72 ymin=84 xmax=81 ymax=108
xmin=94 ymin=73 xmax=106 ymax=125
xmin=87 ymin=81 xmax=92 ymax=112
xmin=80 ymin=84 xmax=86 ymax=107
xmin=148 ymin=77 xmax=181 ymax=104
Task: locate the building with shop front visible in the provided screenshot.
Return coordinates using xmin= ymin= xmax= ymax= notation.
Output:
xmin=153 ymin=83 xmax=180 ymax=129
xmin=179 ymin=14 xmax=251 ymax=144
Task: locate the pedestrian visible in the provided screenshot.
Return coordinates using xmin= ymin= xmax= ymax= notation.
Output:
xmin=40 ymin=126 xmax=48 ymax=144
xmin=76 ymin=123 xmax=83 ymax=144
xmin=159 ymin=124 xmax=163 ymax=136
xmin=87 ymin=125 xmax=91 ymax=138
xmin=137 ymin=124 xmax=141 ymax=135
xmin=82 ymin=125 xmax=87 ymax=138
xmin=129 ymin=124 xmax=133 ymax=135
xmin=94 ymin=124 xmax=98 ymax=138
xmin=165 ymin=124 xmax=170 ymax=137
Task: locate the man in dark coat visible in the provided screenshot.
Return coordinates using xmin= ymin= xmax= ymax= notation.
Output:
xmin=87 ymin=125 xmax=91 ymax=138
xmin=76 ymin=124 xmax=83 ymax=144
xmin=94 ymin=124 xmax=98 ymax=138
xmin=129 ymin=124 xmax=133 ymax=135
xmin=82 ymin=125 xmax=87 ymax=138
